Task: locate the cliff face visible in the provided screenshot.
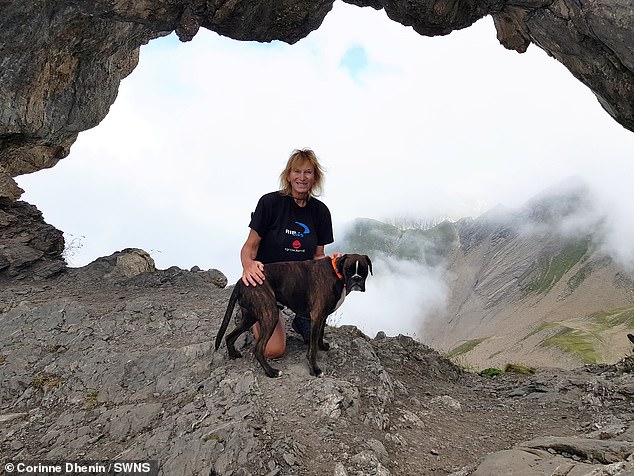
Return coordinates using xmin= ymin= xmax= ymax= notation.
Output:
xmin=0 ymin=199 xmax=66 ymax=281
xmin=1 ymin=0 xmax=633 ymax=203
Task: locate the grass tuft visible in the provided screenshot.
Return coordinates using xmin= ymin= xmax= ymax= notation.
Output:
xmin=479 ymin=368 xmax=503 ymax=377
xmin=203 ymin=433 xmax=223 ymax=443
xmin=32 ymin=373 xmax=62 ymax=390
xmin=504 ymin=363 xmax=536 ymax=374
xmin=447 ymin=337 xmax=488 ymax=358
xmin=84 ymin=391 xmax=99 ymax=410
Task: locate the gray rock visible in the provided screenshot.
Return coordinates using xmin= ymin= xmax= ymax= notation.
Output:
xmin=430 ymin=395 xmax=462 ymax=411
xmin=333 ymin=462 xmax=348 ymax=476
xmin=1 ymin=270 xmax=633 ymax=476
xmin=0 ymin=200 xmax=65 ymax=280
xmin=199 ymin=268 xmax=228 ymax=288
xmin=473 ymin=437 xmax=634 ymax=476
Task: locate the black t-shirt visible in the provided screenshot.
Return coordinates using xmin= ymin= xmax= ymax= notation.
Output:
xmin=249 ymin=191 xmax=334 ymax=264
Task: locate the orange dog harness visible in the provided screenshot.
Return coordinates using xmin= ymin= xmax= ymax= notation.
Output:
xmin=331 ymin=256 xmax=344 ymax=283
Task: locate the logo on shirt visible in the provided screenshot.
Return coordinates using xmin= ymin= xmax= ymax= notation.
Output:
xmin=292 ymin=240 xmax=302 ymax=249
xmin=285 ymin=221 xmax=311 ymax=238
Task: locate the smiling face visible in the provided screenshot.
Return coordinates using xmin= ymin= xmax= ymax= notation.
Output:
xmin=287 ymin=160 xmax=315 ymax=198
xmin=279 ymin=149 xmax=324 ymax=198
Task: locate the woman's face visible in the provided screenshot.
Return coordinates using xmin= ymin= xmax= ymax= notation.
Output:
xmin=287 ymin=160 xmax=315 ymax=197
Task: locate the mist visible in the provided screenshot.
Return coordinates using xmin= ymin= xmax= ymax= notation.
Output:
xmin=515 ymin=177 xmax=634 ymax=273
xmin=330 ymin=253 xmax=448 ymax=339
xmin=328 ymin=218 xmax=452 ymax=338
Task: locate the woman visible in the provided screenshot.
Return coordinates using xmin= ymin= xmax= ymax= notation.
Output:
xmin=240 ymin=148 xmax=337 ymax=358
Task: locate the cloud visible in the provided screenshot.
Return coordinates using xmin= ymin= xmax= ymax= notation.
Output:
xmin=512 ymin=176 xmax=634 ymax=273
xmin=330 ymin=254 xmax=448 ymax=338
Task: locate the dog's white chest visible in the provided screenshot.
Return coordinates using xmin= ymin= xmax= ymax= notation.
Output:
xmin=333 ymin=288 xmax=346 ymax=312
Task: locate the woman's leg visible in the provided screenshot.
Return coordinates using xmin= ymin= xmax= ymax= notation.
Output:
xmin=291 ymin=314 xmax=311 ymax=344
xmin=253 ymin=313 xmax=286 ymax=359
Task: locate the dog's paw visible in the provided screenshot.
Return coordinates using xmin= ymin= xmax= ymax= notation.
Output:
xmin=266 ymin=369 xmax=282 ymax=378
xmin=228 ymin=351 xmax=242 ymax=359
xmin=310 ymin=366 xmax=324 ymax=378
xmin=319 ymin=341 xmax=330 ymax=351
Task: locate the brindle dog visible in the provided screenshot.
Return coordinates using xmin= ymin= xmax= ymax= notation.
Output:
xmin=215 ymin=254 xmax=372 ymax=378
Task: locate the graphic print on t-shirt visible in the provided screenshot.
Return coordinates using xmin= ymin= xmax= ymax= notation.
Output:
xmin=286 ymin=222 xmax=310 ymax=237
xmin=285 ymin=221 xmax=311 ymax=254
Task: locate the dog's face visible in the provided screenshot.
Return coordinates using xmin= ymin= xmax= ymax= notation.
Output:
xmin=337 ymin=254 xmax=372 ymax=293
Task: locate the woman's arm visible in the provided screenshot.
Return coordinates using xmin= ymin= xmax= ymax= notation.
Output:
xmin=241 ymin=229 xmax=265 ymax=286
xmin=313 ymin=246 xmax=342 ymax=260
xmin=313 ymin=245 xmax=326 ymax=260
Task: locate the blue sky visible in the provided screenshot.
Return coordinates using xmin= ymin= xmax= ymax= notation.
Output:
xmin=16 ymin=2 xmax=634 ymax=337
xmin=339 ymin=44 xmax=369 ymax=82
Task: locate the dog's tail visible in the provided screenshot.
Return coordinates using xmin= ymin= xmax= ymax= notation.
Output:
xmin=215 ymin=283 xmax=241 ymax=351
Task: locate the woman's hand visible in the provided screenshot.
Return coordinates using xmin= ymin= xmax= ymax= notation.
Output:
xmin=241 ymin=229 xmax=264 ymax=286
xmin=242 ymin=260 xmax=265 ymax=286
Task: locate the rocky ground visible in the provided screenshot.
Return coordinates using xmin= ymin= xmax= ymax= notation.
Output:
xmin=1 ymin=250 xmax=633 ymax=475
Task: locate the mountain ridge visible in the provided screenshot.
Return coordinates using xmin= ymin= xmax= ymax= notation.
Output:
xmin=338 ymin=180 xmax=634 ymax=370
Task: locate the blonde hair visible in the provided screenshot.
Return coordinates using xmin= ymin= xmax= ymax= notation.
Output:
xmin=278 ymin=148 xmax=325 ymax=197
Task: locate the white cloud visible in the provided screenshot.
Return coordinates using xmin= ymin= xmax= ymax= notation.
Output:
xmin=330 ymin=254 xmax=448 ymax=339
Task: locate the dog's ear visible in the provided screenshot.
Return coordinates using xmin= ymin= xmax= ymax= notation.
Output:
xmin=336 ymin=254 xmax=348 ymax=275
xmin=365 ymin=255 xmax=373 ymax=275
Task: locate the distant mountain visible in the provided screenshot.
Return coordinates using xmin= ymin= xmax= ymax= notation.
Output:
xmin=340 ymin=217 xmax=456 ymax=267
xmin=339 ymin=179 xmax=634 ymax=369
